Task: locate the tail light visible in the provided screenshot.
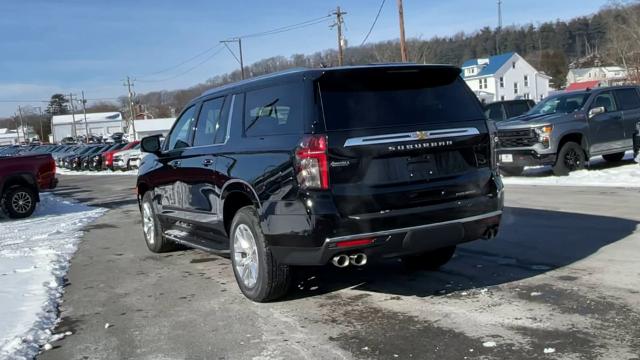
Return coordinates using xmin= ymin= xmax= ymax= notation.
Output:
xmin=49 ymin=156 xmax=56 ymax=174
xmin=295 ymin=134 xmax=329 ymax=190
xmin=486 ymin=121 xmax=498 ymax=171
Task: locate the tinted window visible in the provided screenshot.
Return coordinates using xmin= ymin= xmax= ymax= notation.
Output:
xmin=194 ymin=97 xmax=226 ymax=146
xmin=244 ymin=84 xmax=303 ymax=137
xmin=166 ymin=105 xmax=196 ymax=150
xmin=591 ymin=92 xmax=617 ymax=112
xmin=320 ymin=75 xmax=483 ymax=131
xmin=485 ymin=103 xmax=504 ymax=121
xmin=506 ymin=101 xmax=531 ymax=117
xmin=614 ymin=88 xmax=640 ymax=110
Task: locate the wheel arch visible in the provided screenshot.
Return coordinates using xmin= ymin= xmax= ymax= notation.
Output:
xmin=557 ymin=132 xmax=588 ymax=157
xmin=221 ymin=180 xmax=261 ymax=236
xmin=1 ymin=173 xmax=39 ymax=202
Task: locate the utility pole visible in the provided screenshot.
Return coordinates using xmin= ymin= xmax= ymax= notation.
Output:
xmin=80 ymin=91 xmax=89 ymax=143
xmin=221 ymin=39 xmax=245 ymax=80
xmin=124 ymin=76 xmax=138 ymax=140
xmin=332 ymin=6 xmax=347 ymax=66
xmin=17 ymin=106 xmax=25 ymax=144
xmin=397 ymin=0 xmax=408 ymax=62
xmin=33 ymin=106 xmax=44 ymax=142
xmin=496 ymin=0 xmax=502 ymax=55
xmin=68 ymin=93 xmax=77 ymax=139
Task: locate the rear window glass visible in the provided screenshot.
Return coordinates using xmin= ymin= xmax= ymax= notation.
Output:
xmin=615 ymin=88 xmax=640 ymax=110
xmin=244 ymin=83 xmax=302 ymax=137
xmin=506 ymin=102 xmax=531 ymax=117
xmin=319 ymin=70 xmax=483 ymax=131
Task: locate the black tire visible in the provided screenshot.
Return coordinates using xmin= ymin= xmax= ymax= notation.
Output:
xmin=602 ymin=152 xmax=625 ymax=162
xmin=230 ymin=206 xmax=291 ymax=302
xmin=552 ymin=142 xmax=586 ymax=176
xmin=402 ymin=246 xmax=457 ymax=271
xmin=140 ymin=191 xmax=175 ymax=253
xmin=499 ymin=166 xmax=524 ymax=177
xmin=2 ymin=185 xmax=37 ymax=219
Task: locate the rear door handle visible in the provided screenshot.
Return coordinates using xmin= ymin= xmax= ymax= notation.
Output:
xmin=202 ymin=158 xmax=214 ymax=167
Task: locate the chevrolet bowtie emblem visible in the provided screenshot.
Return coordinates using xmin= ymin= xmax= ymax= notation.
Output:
xmin=415 ymin=131 xmax=429 ymax=140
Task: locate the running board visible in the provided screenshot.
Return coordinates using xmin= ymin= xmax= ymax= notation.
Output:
xmin=163 ymin=229 xmax=230 ymax=256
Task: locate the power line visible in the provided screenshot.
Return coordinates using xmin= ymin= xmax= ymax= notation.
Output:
xmin=137 ymin=46 xmax=225 ymax=83
xmin=238 ymin=15 xmax=332 ymax=39
xmin=137 ymin=44 xmax=222 ymax=78
xmin=361 ymin=0 xmax=386 ymax=46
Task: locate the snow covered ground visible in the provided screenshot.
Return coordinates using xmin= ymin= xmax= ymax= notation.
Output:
xmin=56 ymin=167 xmax=137 ymax=176
xmin=0 ymin=194 xmax=105 ymax=359
xmin=502 ymin=151 xmax=640 ymax=188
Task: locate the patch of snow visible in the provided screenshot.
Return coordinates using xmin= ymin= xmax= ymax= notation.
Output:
xmin=544 ymin=347 xmax=556 ymax=354
xmin=0 ymin=193 xmax=105 ymax=359
xmin=482 ymin=341 xmax=497 ymax=348
xmin=56 ymin=166 xmax=137 ymax=176
xmin=502 ymin=151 xmax=640 ymax=188
xmin=530 ymin=292 xmax=543 ymax=297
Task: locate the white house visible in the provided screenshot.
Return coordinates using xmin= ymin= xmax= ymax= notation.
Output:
xmin=461 ymin=52 xmax=552 ymax=103
xmin=51 ymin=112 xmax=124 ymax=143
xmin=131 ymin=118 xmax=176 ymax=140
xmin=566 ymin=66 xmax=627 ymax=87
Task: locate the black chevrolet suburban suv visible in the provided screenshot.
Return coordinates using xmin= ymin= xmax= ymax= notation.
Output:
xmin=137 ymin=65 xmax=504 ymax=302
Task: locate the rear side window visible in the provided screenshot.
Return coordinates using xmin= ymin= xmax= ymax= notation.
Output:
xmin=166 ymin=105 xmax=196 ymax=151
xmin=244 ymin=84 xmax=303 ymax=137
xmin=614 ymin=88 xmax=640 ymax=110
xmin=194 ymin=97 xmax=227 ymax=146
xmin=319 ymin=72 xmax=483 ymax=131
xmin=485 ymin=103 xmax=504 ymax=121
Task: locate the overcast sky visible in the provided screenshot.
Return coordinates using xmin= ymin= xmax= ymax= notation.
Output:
xmin=0 ymin=0 xmax=609 ymax=117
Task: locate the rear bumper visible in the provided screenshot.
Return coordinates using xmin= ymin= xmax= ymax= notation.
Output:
xmin=265 ymin=178 xmax=504 ymax=265
xmin=497 ymin=149 xmax=556 ymax=167
xmin=270 ymin=211 xmax=501 ymax=265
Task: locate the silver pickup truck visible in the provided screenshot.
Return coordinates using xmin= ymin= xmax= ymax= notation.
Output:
xmin=496 ymin=86 xmax=640 ymax=176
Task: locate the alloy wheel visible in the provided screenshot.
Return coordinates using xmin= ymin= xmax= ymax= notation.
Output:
xmin=233 ymin=224 xmax=259 ymax=288
xmin=142 ymin=202 xmax=155 ymax=245
xmin=11 ymin=192 xmax=32 ymax=214
xmin=564 ymin=148 xmax=582 ymax=171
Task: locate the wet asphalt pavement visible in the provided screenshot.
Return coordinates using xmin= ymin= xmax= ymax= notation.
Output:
xmin=38 ymin=175 xmax=640 ymax=360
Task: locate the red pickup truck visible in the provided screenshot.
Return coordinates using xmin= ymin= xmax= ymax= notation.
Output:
xmin=0 ymin=154 xmax=58 ymax=218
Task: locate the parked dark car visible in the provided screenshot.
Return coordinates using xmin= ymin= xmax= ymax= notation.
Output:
xmin=484 ymin=99 xmax=535 ymax=122
xmin=496 ymin=86 xmax=640 ymax=176
xmin=65 ymin=145 xmax=103 ymax=170
xmin=136 ymin=65 xmax=504 ymax=302
xmin=0 ymin=153 xmax=57 ymax=218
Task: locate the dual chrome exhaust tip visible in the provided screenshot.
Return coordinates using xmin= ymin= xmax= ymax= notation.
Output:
xmin=331 ymin=253 xmax=367 ymax=267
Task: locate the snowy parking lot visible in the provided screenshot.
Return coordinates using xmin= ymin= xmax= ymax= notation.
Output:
xmin=1 ymin=156 xmax=639 ymax=359
xmin=502 ymin=151 xmax=640 ymax=188
xmin=0 ymin=194 xmax=105 ymax=359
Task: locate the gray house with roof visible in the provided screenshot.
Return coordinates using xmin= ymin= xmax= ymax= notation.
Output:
xmin=461 ymin=52 xmax=552 ymax=103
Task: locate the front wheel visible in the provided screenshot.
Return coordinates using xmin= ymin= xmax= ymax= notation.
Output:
xmin=2 ymin=185 xmax=37 ymax=219
xmin=230 ymin=206 xmax=291 ymax=302
xmin=402 ymin=246 xmax=457 ymax=271
xmin=552 ymin=142 xmax=585 ymax=176
xmin=140 ymin=192 xmax=175 ymax=252
xmin=602 ymin=152 xmax=625 ymax=162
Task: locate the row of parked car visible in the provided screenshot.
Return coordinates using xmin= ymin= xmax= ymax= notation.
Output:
xmin=0 ymin=142 xmax=146 ymax=172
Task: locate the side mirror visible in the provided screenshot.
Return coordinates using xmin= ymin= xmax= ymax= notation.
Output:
xmin=140 ymin=135 xmax=161 ymax=155
xmin=588 ymin=106 xmax=605 ymax=119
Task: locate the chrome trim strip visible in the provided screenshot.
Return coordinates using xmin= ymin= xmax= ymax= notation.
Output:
xmin=343 ymin=127 xmax=480 ymax=147
xmin=325 ymin=210 xmax=502 ymax=243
